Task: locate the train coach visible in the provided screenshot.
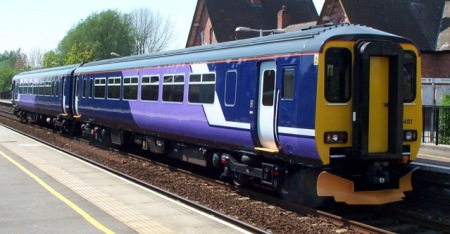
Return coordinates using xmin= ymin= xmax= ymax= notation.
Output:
xmin=12 ymin=24 xmax=422 ymax=206
xmin=12 ymin=64 xmax=80 ymax=124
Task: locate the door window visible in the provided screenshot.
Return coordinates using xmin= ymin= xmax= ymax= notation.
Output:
xmin=262 ymin=70 xmax=275 ymax=106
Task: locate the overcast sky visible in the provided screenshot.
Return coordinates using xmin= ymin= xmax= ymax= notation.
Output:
xmin=0 ymin=0 xmax=324 ymax=54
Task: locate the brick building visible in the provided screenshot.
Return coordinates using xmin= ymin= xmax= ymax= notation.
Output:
xmin=185 ymin=0 xmax=450 ymax=104
xmin=185 ymin=0 xmax=318 ymax=47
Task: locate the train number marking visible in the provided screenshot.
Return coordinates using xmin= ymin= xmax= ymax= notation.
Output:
xmin=403 ymin=119 xmax=413 ymax=125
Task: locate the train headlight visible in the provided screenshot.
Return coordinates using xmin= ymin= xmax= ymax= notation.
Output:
xmin=403 ymin=130 xmax=417 ymax=141
xmin=324 ymin=131 xmax=347 ymax=144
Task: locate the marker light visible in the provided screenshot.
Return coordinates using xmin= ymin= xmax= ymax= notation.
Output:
xmin=403 ymin=130 xmax=417 ymax=141
xmin=324 ymin=131 xmax=348 ymax=144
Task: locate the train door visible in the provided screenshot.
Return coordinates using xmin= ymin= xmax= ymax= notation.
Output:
xmin=257 ymin=61 xmax=279 ymax=151
xmin=352 ymin=41 xmax=404 ymax=159
xmin=73 ymin=75 xmax=80 ymax=117
xmin=61 ymin=76 xmax=68 ymax=115
xmin=11 ymin=80 xmax=17 ymax=102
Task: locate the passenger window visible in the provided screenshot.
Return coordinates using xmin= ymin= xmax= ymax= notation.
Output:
xmin=225 ymin=71 xmax=237 ymax=106
xmin=55 ymin=80 xmax=59 ymax=97
xmin=75 ymin=76 xmax=83 ymax=97
xmin=403 ymin=51 xmax=416 ymax=102
xmin=123 ymin=77 xmax=138 ymax=100
xmin=107 ymin=77 xmax=121 ymax=99
xmin=39 ymin=81 xmax=44 ymax=95
xmin=188 ymin=73 xmax=215 ymax=104
xmin=141 ymin=75 xmax=159 ymax=101
xmin=325 ymin=48 xmax=352 ymax=103
xmin=282 ymin=68 xmax=295 ymax=100
xmin=262 ymin=70 xmax=275 ymax=106
xmin=51 ymin=80 xmax=54 ymax=96
xmin=46 ymin=80 xmax=52 ymax=96
xmin=89 ymin=78 xmax=94 ymax=98
xmin=163 ymin=74 xmax=184 ymax=102
xmin=94 ymin=78 xmax=106 ymax=99
xmin=82 ymin=79 xmax=87 ymax=98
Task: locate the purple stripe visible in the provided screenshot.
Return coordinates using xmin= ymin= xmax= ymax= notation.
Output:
xmin=129 ymin=101 xmax=254 ymax=147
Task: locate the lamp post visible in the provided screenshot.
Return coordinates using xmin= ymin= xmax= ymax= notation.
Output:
xmin=110 ymin=52 xmax=121 ymax=57
xmin=235 ymin=26 xmax=285 ymax=37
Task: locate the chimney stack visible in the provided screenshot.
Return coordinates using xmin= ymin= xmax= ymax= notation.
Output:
xmin=277 ymin=5 xmax=291 ymax=29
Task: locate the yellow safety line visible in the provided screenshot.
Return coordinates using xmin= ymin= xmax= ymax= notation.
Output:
xmin=0 ymin=150 xmax=114 ymax=234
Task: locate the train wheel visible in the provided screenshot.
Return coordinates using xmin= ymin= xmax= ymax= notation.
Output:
xmin=279 ymin=170 xmax=328 ymax=208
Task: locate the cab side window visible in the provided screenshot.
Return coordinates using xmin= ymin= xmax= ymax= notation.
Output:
xmin=325 ymin=48 xmax=352 ymax=103
xmin=403 ymin=51 xmax=417 ymax=102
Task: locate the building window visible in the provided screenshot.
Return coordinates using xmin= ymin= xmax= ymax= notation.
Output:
xmin=94 ymin=78 xmax=106 ymax=99
xmin=141 ymin=75 xmax=159 ymax=101
xmin=188 ymin=73 xmax=215 ymax=104
xmin=225 ymin=70 xmax=237 ymax=106
xmin=200 ymin=30 xmax=205 ymax=45
xmin=282 ymin=68 xmax=295 ymax=100
xmin=403 ymin=50 xmax=417 ymax=102
xmin=163 ymin=74 xmax=184 ymax=102
xmin=210 ymin=28 xmax=215 ymax=44
xmin=325 ymin=48 xmax=352 ymax=103
xmin=123 ymin=76 xmax=138 ymax=100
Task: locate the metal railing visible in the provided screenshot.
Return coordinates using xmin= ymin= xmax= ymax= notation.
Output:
xmin=422 ymin=105 xmax=450 ymax=146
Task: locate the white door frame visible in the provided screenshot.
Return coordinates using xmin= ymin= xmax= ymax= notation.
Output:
xmin=257 ymin=61 xmax=278 ymax=150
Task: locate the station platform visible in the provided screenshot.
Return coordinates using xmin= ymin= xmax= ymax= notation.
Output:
xmin=0 ymin=99 xmax=11 ymax=104
xmin=415 ymin=144 xmax=450 ymax=173
xmin=0 ymin=125 xmax=250 ymax=233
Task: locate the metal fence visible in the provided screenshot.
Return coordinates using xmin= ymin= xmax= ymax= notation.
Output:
xmin=0 ymin=91 xmax=11 ymax=100
xmin=422 ymin=105 xmax=450 ymax=146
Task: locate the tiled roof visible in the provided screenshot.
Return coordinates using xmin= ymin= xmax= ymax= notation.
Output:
xmin=340 ymin=0 xmax=446 ymax=51
xmin=204 ymin=0 xmax=318 ymax=41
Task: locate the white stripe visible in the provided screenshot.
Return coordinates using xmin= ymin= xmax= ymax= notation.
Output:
xmin=203 ymin=93 xmax=250 ymax=129
xmin=190 ymin=63 xmax=210 ymax=74
xmin=278 ymin=126 xmax=315 ymax=137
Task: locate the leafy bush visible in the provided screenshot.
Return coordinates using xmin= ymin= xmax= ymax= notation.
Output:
xmin=438 ymin=95 xmax=450 ymax=144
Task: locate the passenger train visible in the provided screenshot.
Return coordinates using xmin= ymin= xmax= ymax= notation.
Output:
xmin=11 ymin=24 xmax=422 ymax=206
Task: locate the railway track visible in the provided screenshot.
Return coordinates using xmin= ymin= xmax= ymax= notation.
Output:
xmin=1 ymin=101 xmax=450 ymax=233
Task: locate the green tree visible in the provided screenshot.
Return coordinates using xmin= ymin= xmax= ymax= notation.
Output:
xmin=0 ymin=66 xmax=16 ymax=92
xmin=0 ymin=49 xmax=28 ymax=92
xmin=43 ymin=50 xmax=63 ymax=68
xmin=442 ymin=94 xmax=450 ymax=106
xmin=64 ymin=43 xmax=93 ymax=65
xmin=438 ymin=94 xmax=450 ymax=144
xmin=0 ymin=49 xmax=27 ymax=70
xmin=58 ymin=10 xmax=135 ymax=62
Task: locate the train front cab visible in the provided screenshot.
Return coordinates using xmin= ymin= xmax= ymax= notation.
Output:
xmin=314 ymin=39 xmax=422 ymax=205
